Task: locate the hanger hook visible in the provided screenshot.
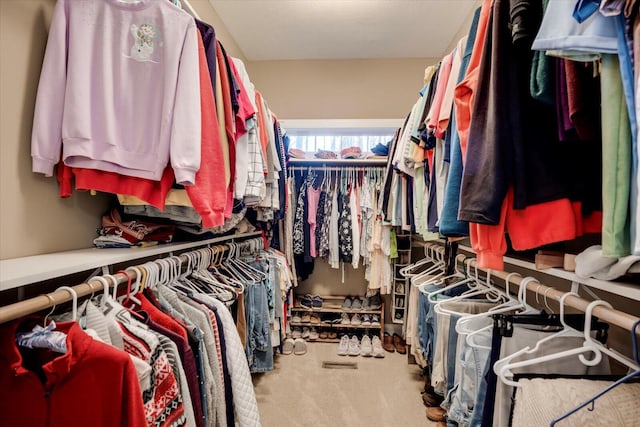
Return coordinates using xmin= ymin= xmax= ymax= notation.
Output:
xmin=504 ymin=272 xmax=522 ymax=300
xmin=543 ymin=287 xmax=554 ymax=313
xmin=535 ymin=284 xmax=543 ymax=306
xmin=43 ymin=294 xmax=57 ymax=326
xmin=578 ymin=300 xmax=612 ymax=366
xmin=91 ymin=276 xmax=111 ymax=308
xmin=519 ymin=277 xmax=539 ymax=309
xmin=559 ymin=291 xmax=580 ymax=329
xmin=55 ymin=285 xmax=78 ymax=321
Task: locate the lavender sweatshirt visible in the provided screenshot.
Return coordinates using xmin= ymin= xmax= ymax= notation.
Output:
xmin=31 ymin=0 xmax=201 ymax=185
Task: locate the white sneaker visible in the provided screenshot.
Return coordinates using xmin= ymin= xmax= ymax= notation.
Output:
xmin=348 ymin=335 xmax=361 ymax=356
xmin=371 ymin=336 xmax=385 ymax=358
xmin=360 ymin=335 xmax=373 ymax=357
xmin=340 ymin=312 xmax=351 ymax=325
xmin=351 ymin=313 xmax=362 ymax=326
xmin=337 ymin=335 xmax=350 ymax=356
xmin=309 ymin=327 xmax=319 ymax=340
xmin=302 ymin=327 xmax=310 ymax=339
xmin=371 ymin=314 xmax=381 ymax=325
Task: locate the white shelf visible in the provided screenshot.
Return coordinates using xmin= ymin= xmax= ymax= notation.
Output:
xmin=289 ymin=158 xmax=387 ymax=166
xmin=0 ymin=231 xmax=262 ymax=291
xmin=456 ymin=245 xmax=640 ymax=302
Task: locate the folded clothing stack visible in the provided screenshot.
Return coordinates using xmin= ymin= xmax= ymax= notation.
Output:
xmin=340 ymin=146 xmax=362 ymax=159
xmin=314 ymin=150 xmax=338 ymax=159
xmin=288 ymin=148 xmax=307 ymax=159
xmin=94 ymin=208 xmax=175 ymax=248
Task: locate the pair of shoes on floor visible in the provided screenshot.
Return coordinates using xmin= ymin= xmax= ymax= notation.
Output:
xmin=282 ymin=337 xmax=307 ymax=355
xmin=337 ymin=335 xmax=362 ymax=356
xmin=301 ymin=294 xmax=323 ymax=309
xmin=360 ymin=335 xmax=385 ymax=358
xmin=425 ymin=406 xmax=446 ymax=422
xmin=382 ymin=332 xmax=407 ymax=354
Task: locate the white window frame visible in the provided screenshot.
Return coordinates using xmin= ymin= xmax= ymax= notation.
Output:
xmin=280 ymin=119 xmax=402 ymax=153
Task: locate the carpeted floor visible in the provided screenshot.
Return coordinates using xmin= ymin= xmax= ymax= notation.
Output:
xmin=252 ymin=342 xmax=436 ymax=426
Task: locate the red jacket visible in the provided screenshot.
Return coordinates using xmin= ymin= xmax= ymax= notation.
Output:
xmin=0 ymin=320 xmax=146 ymax=427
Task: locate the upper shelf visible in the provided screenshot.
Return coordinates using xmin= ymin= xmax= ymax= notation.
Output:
xmin=0 ymin=231 xmax=262 ymax=291
xmin=288 ymin=158 xmax=388 ymax=167
xmin=413 ymin=239 xmax=640 ymax=302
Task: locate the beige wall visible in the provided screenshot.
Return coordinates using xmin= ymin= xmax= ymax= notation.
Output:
xmin=191 ymin=0 xmax=246 ymax=61
xmin=0 ymin=0 xmax=111 ymax=260
xmin=0 ymin=0 xmax=243 ymax=260
xmin=246 ymin=58 xmax=438 ymax=119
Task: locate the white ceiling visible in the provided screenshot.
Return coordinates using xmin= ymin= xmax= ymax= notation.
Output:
xmin=209 ymin=0 xmax=479 ymax=61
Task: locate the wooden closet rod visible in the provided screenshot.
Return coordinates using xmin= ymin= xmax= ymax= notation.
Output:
xmin=424 ymin=243 xmax=640 ymax=333
xmin=0 ymin=235 xmax=263 ymax=325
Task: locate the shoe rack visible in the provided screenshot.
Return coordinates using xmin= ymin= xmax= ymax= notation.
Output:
xmin=392 ymin=231 xmax=411 ymax=324
xmin=290 ymin=295 xmax=384 ymax=343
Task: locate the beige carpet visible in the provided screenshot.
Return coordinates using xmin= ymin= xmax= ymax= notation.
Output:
xmin=252 ymin=343 xmax=438 ymax=426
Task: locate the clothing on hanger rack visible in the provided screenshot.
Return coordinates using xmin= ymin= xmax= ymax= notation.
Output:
xmin=0 ymin=233 xmax=296 ymax=427
xmin=402 ymin=241 xmax=639 ymax=427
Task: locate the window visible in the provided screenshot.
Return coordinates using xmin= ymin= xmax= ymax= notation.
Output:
xmin=281 ymin=119 xmax=400 ymax=154
xmin=288 ymin=135 xmax=393 ymax=153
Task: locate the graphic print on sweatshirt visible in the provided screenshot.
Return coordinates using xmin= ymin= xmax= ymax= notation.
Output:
xmin=127 ymin=23 xmax=161 ymax=63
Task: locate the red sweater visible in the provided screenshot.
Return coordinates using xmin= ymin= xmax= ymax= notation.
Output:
xmin=184 ymin=31 xmax=226 ymax=228
xmin=0 ymin=320 xmax=146 ymax=427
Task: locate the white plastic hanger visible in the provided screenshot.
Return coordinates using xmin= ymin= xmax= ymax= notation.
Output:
xmin=491 ymin=290 xmax=581 ymax=371
xmin=400 ymin=245 xmax=439 ymax=277
xmin=495 ymin=297 xmax=614 ymax=388
xmin=428 ymin=262 xmax=494 ymax=305
xmin=455 ymin=272 xmax=524 ymax=335
xmin=91 ymin=276 xmax=112 ymax=308
xmin=56 ymin=286 xmax=78 ymax=321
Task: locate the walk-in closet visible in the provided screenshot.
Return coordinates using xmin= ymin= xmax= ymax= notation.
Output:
xmin=1 ymin=0 xmax=639 ymax=426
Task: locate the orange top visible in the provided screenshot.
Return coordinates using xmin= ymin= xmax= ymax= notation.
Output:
xmin=255 ymin=91 xmax=271 ymax=174
xmin=453 ymin=0 xmax=493 ymax=164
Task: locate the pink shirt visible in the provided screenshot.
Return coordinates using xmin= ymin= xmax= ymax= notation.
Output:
xmin=307 ymin=186 xmax=321 ymax=257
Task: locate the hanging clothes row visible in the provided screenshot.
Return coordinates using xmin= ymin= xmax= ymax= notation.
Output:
xmin=380 ymin=0 xmax=640 ymax=271
xmin=31 ymin=0 xmax=288 ymax=242
xmin=0 ymin=236 xmax=296 ymax=427
xmin=401 ymin=244 xmax=640 ymax=427
xmin=284 ymin=163 xmax=398 ymax=293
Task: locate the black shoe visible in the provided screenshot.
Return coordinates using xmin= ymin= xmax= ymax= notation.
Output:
xmin=300 ymin=294 xmax=314 ymax=309
xmin=368 ymin=292 xmax=382 ymax=310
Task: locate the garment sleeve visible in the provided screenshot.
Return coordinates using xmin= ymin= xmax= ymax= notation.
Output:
xmin=31 ymin=0 xmax=68 ymax=176
xmin=469 ymin=192 xmax=509 ymax=271
xmin=171 ymin=23 xmax=202 ymax=186
xmin=120 ymin=355 xmax=147 ymax=427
